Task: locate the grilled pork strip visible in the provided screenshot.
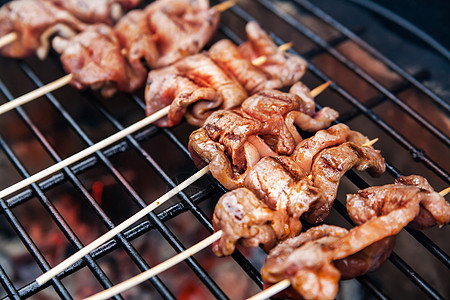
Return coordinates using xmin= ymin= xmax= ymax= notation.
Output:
xmin=0 ymin=0 xmax=85 ymax=58
xmin=212 ymin=188 xmax=291 ymax=256
xmin=262 ymin=178 xmax=449 ymax=299
xmin=305 ymin=141 xmax=386 ymax=224
xmin=46 ymin=0 xmax=141 ymax=25
xmin=52 ymin=24 xmax=147 ymax=98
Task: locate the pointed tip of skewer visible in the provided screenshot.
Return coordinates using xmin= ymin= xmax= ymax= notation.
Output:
xmin=0 ymin=32 xmax=18 ymax=49
xmin=278 ymin=41 xmax=293 ymax=53
xmin=252 ymin=55 xmax=268 ymax=66
xmin=439 ymin=186 xmax=450 ymax=197
xmin=310 ymin=80 xmax=332 ymax=98
xmin=213 ymin=0 xmax=237 ymax=12
xmin=252 ymin=42 xmax=293 ymax=66
xmin=362 ymin=138 xmax=379 ymax=147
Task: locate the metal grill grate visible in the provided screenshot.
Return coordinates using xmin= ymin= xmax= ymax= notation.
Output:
xmin=0 ymin=0 xmax=448 ymax=299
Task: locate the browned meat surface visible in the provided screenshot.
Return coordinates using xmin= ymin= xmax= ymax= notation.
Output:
xmin=0 ymin=0 xmax=85 ymax=58
xmin=212 ymin=188 xmax=290 ymax=256
xmin=189 ymin=128 xmax=249 ymax=190
xmin=202 ymin=109 xmax=262 ymax=171
xmin=262 ymin=225 xmax=346 ymax=300
xmin=305 ymin=142 xmax=385 ymax=224
xmin=146 ymin=0 xmax=220 ymax=68
xmin=208 ymin=39 xmax=283 ymax=94
xmin=114 ymin=9 xmax=159 ymax=69
xmin=52 ymin=24 xmax=146 ymax=97
xmin=239 ymin=21 xmax=307 ymax=87
xmin=174 ymin=54 xmax=248 ymax=109
xmin=262 ymin=224 xmax=398 ymax=300
xmin=145 ymin=53 xmax=248 ymax=126
xmin=47 ymin=0 xmax=140 ymax=25
xmin=347 ymin=175 xmax=450 ymax=230
xmin=333 ymin=236 xmax=395 ymax=280
xmin=291 ymin=124 xmax=355 ymax=173
xmin=242 ymin=88 xmax=338 ymax=153
xmin=145 ymin=66 xmax=222 ymax=127
xmin=243 ymin=156 xmax=325 ymax=236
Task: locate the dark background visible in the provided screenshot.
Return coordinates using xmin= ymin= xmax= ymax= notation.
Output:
xmin=370 ymin=0 xmax=449 ymax=50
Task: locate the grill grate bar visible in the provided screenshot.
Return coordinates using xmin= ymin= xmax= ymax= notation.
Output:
xmin=339 ymin=69 xmax=431 ymax=123
xmin=1 ymin=126 xmax=160 ymax=210
xmin=389 ymin=252 xmax=444 ymax=300
xmin=16 ymin=64 xmax=228 ymax=299
xmin=0 ymin=82 xmax=177 ymax=298
xmin=0 ymin=184 xmax=72 ymax=299
xmin=0 ymin=187 xmax=219 ymax=300
xmin=0 ymin=0 xmax=447 ymax=299
xmin=0 ymin=118 xmax=123 ymax=299
xmin=294 ymin=0 xmax=450 ymax=111
xmin=259 ymin=0 xmax=449 ymax=147
xmin=0 ymin=258 xmax=21 ymax=300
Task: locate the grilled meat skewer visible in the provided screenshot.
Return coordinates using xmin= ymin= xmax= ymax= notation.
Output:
xmin=145 ymin=21 xmax=310 ymax=127
xmin=261 ymin=175 xmax=450 ymax=300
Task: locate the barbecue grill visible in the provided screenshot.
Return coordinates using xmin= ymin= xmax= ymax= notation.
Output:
xmin=0 ymin=0 xmax=448 ymax=299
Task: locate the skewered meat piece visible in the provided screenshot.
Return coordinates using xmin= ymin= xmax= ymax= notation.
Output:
xmin=202 ymin=109 xmax=263 ymax=171
xmin=0 ymin=0 xmax=85 ymax=59
xmin=174 ymin=54 xmax=248 ymax=110
xmin=146 ymin=53 xmax=248 ymax=127
xmin=115 ymin=0 xmax=220 ymax=70
xmin=262 ymin=225 xmax=346 ymax=299
xmin=208 ymin=39 xmax=283 ymax=94
xmin=263 ymin=179 xmax=449 ymax=300
xmin=262 ymin=225 xmax=395 ymax=300
xmin=114 ymin=9 xmax=159 ymax=70
xmin=145 ymin=0 xmax=220 ymax=68
xmin=243 ymin=156 xmax=324 ymax=236
xmin=212 ymin=188 xmax=291 ymax=256
xmin=145 ymin=66 xmax=222 ymax=127
xmin=347 ymin=175 xmax=450 ymax=230
xmin=189 ymin=127 xmax=254 ymax=190
xmin=145 ymin=20 xmax=314 ymax=127
xmin=188 ymin=92 xmax=340 ymax=180
xmin=239 ymin=21 xmax=307 ymax=87
xmin=46 ymin=0 xmax=141 ymax=25
xmin=52 ymin=24 xmax=147 ymax=97
xmin=242 ymin=85 xmax=339 ymax=149
xmin=292 ymin=123 xmax=366 ymax=173
xmin=304 ymin=141 xmax=386 ymax=224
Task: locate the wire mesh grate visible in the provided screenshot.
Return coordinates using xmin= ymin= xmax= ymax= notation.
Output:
xmin=0 ymin=0 xmax=448 ymax=299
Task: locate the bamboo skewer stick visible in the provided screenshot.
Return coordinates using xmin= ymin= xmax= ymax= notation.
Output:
xmin=0 ymin=74 xmax=73 ymax=116
xmin=0 ymin=0 xmax=237 ymax=116
xmin=213 ymin=0 xmax=237 ymax=12
xmin=83 ymin=231 xmax=223 ymax=300
xmin=439 ymin=187 xmax=450 ymax=197
xmin=252 ymin=42 xmax=294 ymax=66
xmin=0 ymin=105 xmax=170 ymax=200
xmin=0 ymin=32 xmax=17 ymax=48
xmin=362 ymin=138 xmax=379 ymax=147
xmin=310 ymin=80 xmax=332 ymax=98
xmin=35 ymin=165 xmax=210 ymax=286
xmin=247 ymin=279 xmax=290 ymax=300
